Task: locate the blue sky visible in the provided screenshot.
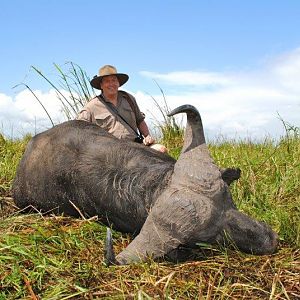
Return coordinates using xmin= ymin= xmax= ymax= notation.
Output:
xmin=1 ymin=0 xmax=300 ymax=139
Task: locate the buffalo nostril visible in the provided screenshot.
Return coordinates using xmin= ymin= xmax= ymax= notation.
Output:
xmin=263 ymin=231 xmax=279 ymax=254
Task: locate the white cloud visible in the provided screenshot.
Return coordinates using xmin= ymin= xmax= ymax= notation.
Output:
xmin=269 ymin=48 xmax=300 ymax=93
xmin=137 ymin=48 xmax=300 ymax=141
xmin=1 ymin=48 xmax=300 ymax=141
xmin=140 ymin=70 xmax=234 ymax=87
xmin=0 ymin=89 xmax=67 ymax=138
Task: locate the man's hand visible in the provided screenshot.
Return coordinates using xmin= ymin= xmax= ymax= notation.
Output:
xmin=143 ymin=135 xmax=155 ymax=146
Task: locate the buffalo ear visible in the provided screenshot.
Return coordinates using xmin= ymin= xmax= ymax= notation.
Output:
xmin=221 ymin=168 xmax=241 ymax=185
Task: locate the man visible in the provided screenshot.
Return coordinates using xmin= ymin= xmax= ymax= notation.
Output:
xmin=77 ymin=65 xmax=167 ymax=153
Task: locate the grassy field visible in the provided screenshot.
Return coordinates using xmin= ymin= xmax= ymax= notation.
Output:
xmin=0 ymin=130 xmax=300 ymax=299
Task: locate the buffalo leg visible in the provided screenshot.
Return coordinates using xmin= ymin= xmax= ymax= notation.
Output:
xmin=115 ymin=194 xmax=197 ymax=264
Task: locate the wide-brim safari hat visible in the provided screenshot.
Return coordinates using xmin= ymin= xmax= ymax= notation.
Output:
xmin=90 ymin=65 xmax=129 ymax=89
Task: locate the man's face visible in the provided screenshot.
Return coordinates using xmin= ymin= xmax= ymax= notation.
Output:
xmin=100 ymin=75 xmax=120 ymax=97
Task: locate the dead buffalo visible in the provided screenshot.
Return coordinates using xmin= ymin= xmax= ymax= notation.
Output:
xmin=13 ymin=105 xmax=278 ymax=264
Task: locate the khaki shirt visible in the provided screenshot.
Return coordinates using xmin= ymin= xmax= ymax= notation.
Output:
xmin=77 ymin=91 xmax=145 ymax=141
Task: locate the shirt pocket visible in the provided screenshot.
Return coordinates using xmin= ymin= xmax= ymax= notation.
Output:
xmin=94 ymin=112 xmax=115 ymax=129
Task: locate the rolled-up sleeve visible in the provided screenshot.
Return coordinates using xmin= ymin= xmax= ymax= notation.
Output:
xmin=77 ymin=109 xmax=92 ymax=122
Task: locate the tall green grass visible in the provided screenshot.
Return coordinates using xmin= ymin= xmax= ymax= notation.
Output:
xmin=146 ymin=80 xmax=184 ymax=156
xmin=0 ymin=134 xmax=31 ymax=197
xmin=30 ymin=63 xmax=95 ymax=120
xmin=14 ymin=62 xmax=95 ymax=124
xmin=210 ymin=137 xmax=300 ymax=247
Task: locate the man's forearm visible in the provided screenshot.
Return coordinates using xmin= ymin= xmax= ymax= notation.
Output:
xmin=138 ymin=120 xmax=150 ymax=137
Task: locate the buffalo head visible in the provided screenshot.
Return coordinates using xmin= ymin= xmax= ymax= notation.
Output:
xmin=113 ymin=105 xmax=278 ymax=264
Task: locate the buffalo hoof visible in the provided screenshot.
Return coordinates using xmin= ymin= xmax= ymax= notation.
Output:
xmin=104 ymin=228 xmax=116 ymax=266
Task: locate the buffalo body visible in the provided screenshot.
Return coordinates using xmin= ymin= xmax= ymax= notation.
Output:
xmin=13 ymin=105 xmax=278 ymax=264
